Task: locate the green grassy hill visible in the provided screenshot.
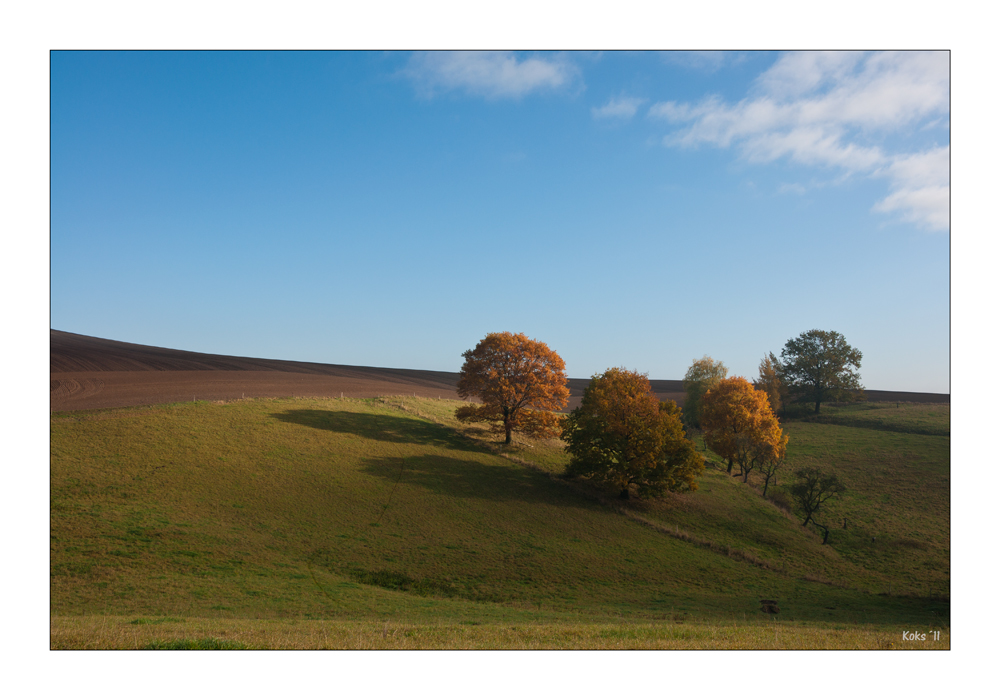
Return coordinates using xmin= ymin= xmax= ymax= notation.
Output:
xmin=50 ymin=396 xmax=949 ymax=649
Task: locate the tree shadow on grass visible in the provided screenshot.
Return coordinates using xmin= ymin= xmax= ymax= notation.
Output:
xmin=359 ymin=454 xmax=593 ymax=506
xmin=273 ymin=409 xmax=601 ymax=507
xmin=271 ymin=409 xmax=478 ymax=452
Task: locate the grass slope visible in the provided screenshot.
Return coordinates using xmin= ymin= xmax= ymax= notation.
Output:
xmin=50 ymin=396 xmax=949 ymax=648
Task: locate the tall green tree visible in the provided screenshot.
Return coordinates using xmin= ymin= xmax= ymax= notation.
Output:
xmin=682 ymin=355 xmax=728 ymax=427
xmin=778 ymin=330 xmax=863 ymax=414
xmin=563 ymin=368 xmax=704 ymax=499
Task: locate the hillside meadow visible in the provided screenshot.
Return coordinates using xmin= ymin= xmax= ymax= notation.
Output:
xmin=50 ymin=396 xmax=949 ymax=649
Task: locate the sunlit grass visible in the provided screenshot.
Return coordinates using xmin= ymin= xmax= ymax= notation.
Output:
xmin=51 ymin=396 xmax=949 ymax=648
xmin=50 ymin=615 xmax=950 ymax=650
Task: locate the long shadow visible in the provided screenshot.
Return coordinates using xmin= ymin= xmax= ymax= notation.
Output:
xmin=360 ymin=455 xmax=594 ymax=506
xmin=272 ymin=409 xmax=604 ymax=507
xmin=271 ymin=409 xmax=478 ymax=452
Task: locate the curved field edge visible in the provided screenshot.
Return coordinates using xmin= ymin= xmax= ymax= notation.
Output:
xmin=51 ymin=396 xmax=949 ymax=647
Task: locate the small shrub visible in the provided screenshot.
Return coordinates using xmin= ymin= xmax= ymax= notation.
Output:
xmin=351 ymin=569 xmax=416 ymax=590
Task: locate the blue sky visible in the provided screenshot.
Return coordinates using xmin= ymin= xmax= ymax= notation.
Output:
xmin=50 ymin=50 xmax=950 ymax=392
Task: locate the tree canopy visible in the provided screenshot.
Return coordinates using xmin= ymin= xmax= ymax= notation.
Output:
xmin=563 ymin=368 xmax=704 ymax=499
xmin=682 ymin=355 xmax=728 ymax=427
xmin=789 ymin=467 xmax=846 ymax=540
xmin=700 ymin=377 xmax=787 ymax=483
xmin=455 ymin=332 xmax=570 ymax=445
xmin=778 ymin=329 xmax=863 ymax=414
xmin=754 ymin=352 xmax=784 ymax=415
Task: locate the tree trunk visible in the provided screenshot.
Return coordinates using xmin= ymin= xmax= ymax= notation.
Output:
xmin=619 ymin=488 xmax=630 ymax=500
xmin=727 ymin=458 xmax=733 ymax=474
xmin=762 ymin=476 xmax=771 ymax=497
xmin=814 ymin=398 xmax=821 ymax=414
xmin=817 ymin=522 xmax=830 ymax=545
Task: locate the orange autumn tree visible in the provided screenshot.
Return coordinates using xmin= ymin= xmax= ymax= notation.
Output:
xmin=455 ymin=332 xmax=570 ymax=445
xmin=563 ymin=368 xmax=704 ymax=499
xmin=700 ymin=377 xmax=788 ymax=484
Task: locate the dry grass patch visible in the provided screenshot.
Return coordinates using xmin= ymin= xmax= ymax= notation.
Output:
xmin=51 ymin=615 xmax=950 ymax=650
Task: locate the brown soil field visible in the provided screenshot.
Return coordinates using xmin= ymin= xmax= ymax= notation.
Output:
xmin=50 ymin=330 xmax=946 ymax=412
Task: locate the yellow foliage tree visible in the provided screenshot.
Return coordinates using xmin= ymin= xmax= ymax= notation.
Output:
xmin=563 ymin=368 xmax=704 ymax=499
xmin=701 ymin=377 xmax=788 ymax=484
xmin=455 ymin=332 xmax=570 ymax=445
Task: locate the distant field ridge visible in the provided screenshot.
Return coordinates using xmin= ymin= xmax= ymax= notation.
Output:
xmin=50 ymin=330 xmax=948 ymax=412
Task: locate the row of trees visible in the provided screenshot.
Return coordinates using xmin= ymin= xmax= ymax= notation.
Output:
xmin=683 ymin=329 xmax=863 ymax=425
xmin=453 ymin=331 xmax=848 ymax=531
xmin=455 ymin=332 xmax=703 ymax=499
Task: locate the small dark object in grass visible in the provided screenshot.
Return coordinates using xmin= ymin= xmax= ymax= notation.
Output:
xmin=760 ymin=599 xmax=780 ymax=614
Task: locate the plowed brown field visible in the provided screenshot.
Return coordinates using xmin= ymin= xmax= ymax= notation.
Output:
xmin=49 ymin=330 xmax=945 ymax=412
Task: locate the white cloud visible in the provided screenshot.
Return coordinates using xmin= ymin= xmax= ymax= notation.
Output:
xmin=592 ymin=96 xmax=646 ymax=120
xmin=753 ymin=51 xmax=865 ymax=99
xmin=872 ymin=185 xmax=950 ymax=230
xmin=650 ymin=51 xmax=950 ymax=231
xmin=872 ymin=146 xmax=950 ymax=230
xmin=405 ymin=51 xmax=577 ymax=99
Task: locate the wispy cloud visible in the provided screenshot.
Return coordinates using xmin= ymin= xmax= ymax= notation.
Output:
xmin=650 ymin=51 xmax=950 ymax=231
xmin=778 ymin=182 xmax=808 ymax=195
xmin=404 ymin=51 xmax=578 ymax=99
xmin=872 ymin=146 xmax=950 ymax=230
xmin=592 ymin=96 xmax=646 ymax=120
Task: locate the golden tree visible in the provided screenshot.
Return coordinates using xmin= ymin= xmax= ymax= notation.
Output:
xmin=455 ymin=332 xmax=570 ymax=445
xmin=563 ymin=368 xmax=704 ymax=499
xmin=682 ymin=355 xmax=728 ymax=427
xmin=700 ymin=377 xmax=787 ymax=483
